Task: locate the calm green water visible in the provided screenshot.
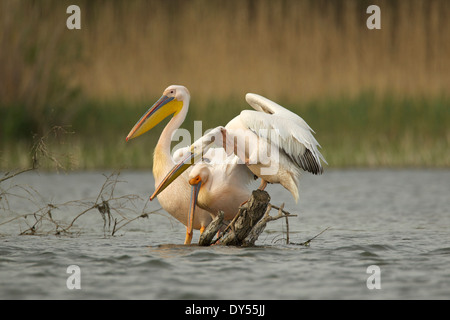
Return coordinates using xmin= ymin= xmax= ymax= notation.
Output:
xmin=0 ymin=170 xmax=449 ymax=299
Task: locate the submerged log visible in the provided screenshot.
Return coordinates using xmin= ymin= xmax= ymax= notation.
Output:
xmin=242 ymin=204 xmax=273 ymax=246
xmin=197 ymin=189 xmax=299 ymax=246
xmin=244 ymin=203 xmax=298 ymax=246
xmin=198 ymin=211 xmax=224 ymax=246
xmin=196 ymin=190 xmax=270 ymax=246
xmin=220 ymin=189 xmax=270 ymax=246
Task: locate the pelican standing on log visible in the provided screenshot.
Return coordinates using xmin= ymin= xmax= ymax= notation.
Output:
xmin=151 ymin=89 xmax=327 ymax=240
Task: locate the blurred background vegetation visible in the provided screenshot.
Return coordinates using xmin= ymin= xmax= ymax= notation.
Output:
xmin=0 ymin=0 xmax=449 ymax=170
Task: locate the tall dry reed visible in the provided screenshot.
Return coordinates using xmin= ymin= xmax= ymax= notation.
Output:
xmin=3 ymin=0 xmax=448 ymax=105
xmin=1 ymin=0 xmax=449 ymax=169
xmin=72 ymin=0 xmax=450 ymax=103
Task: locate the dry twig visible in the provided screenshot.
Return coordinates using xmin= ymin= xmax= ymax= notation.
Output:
xmin=291 ymin=227 xmax=331 ymax=246
xmin=1 ymin=128 xmax=156 ymax=236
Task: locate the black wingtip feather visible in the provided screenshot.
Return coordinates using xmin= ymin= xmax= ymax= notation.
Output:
xmin=299 ymin=148 xmax=323 ymax=175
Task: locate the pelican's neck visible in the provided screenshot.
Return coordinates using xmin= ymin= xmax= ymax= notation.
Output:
xmin=153 ymin=98 xmax=189 ymax=184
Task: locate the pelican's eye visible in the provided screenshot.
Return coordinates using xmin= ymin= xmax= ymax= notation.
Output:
xmin=189 ymin=176 xmax=202 ymax=185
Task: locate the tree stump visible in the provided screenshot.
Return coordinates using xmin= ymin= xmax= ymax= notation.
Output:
xmin=220 ymin=189 xmax=270 ymax=246
xmin=198 ymin=189 xmax=270 ymax=246
xmin=196 ymin=189 xmax=324 ymax=247
xmin=198 ymin=211 xmax=224 ymax=246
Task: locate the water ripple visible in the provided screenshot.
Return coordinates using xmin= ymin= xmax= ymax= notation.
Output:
xmin=1 ymin=170 xmax=449 ymax=299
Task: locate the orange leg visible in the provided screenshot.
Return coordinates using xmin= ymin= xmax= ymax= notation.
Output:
xmin=184 ymin=228 xmax=193 ymax=245
xmin=258 ymin=179 xmax=268 ymax=190
xmin=184 ymin=226 xmax=205 ymax=245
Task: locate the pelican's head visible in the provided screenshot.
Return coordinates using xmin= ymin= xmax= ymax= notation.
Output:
xmin=149 ymin=129 xmax=221 ymax=201
xmin=188 ymin=165 xmax=210 ymax=187
xmin=126 ymin=85 xmax=190 ymax=141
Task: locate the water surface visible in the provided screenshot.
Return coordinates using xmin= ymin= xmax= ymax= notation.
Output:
xmin=1 ymin=169 xmax=449 ymax=299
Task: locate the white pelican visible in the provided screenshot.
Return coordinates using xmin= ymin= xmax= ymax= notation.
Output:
xmin=181 ymin=151 xmax=253 ymax=221
xmin=126 ymin=85 xmax=214 ymax=244
xmin=125 ymin=85 xmax=252 ymax=244
xmin=152 ymin=92 xmax=327 ymax=231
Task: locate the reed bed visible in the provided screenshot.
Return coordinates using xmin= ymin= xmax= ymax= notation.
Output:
xmin=1 ymin=0 xmax=449 ymax=169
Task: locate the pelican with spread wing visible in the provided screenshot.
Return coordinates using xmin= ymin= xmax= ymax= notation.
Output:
xmin=151 ymin=91 xmax=327 ymax=240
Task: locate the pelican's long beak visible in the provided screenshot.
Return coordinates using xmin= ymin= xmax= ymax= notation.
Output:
xmin=150 ymin=151 xmax=200 ymax=201
xmin=126 ymin=95 xmax=183 ymax=141
xmin=185 ymin=176 xmax=202 ymax=245
xmin=149 ymin=129 xmax=218 ymax=200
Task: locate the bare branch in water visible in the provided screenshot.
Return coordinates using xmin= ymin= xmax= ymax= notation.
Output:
xmin=0 ymin=168 xmax=35 ymax=184
xmin=1 ymin=125 xmax=73 ymax=186
xmin=1 ymin=170 xmax=159 ymax=236
xmin=30 ymin=125 xmax=75 ymax=172
xmin=290 ymin=227 xmax=332 ymax=246
xmin=0 ymin=126 xmax=167 ymax=237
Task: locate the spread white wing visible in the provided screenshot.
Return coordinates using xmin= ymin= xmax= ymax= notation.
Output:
xmin=241 ymin=93 xmax=327 ymax=174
